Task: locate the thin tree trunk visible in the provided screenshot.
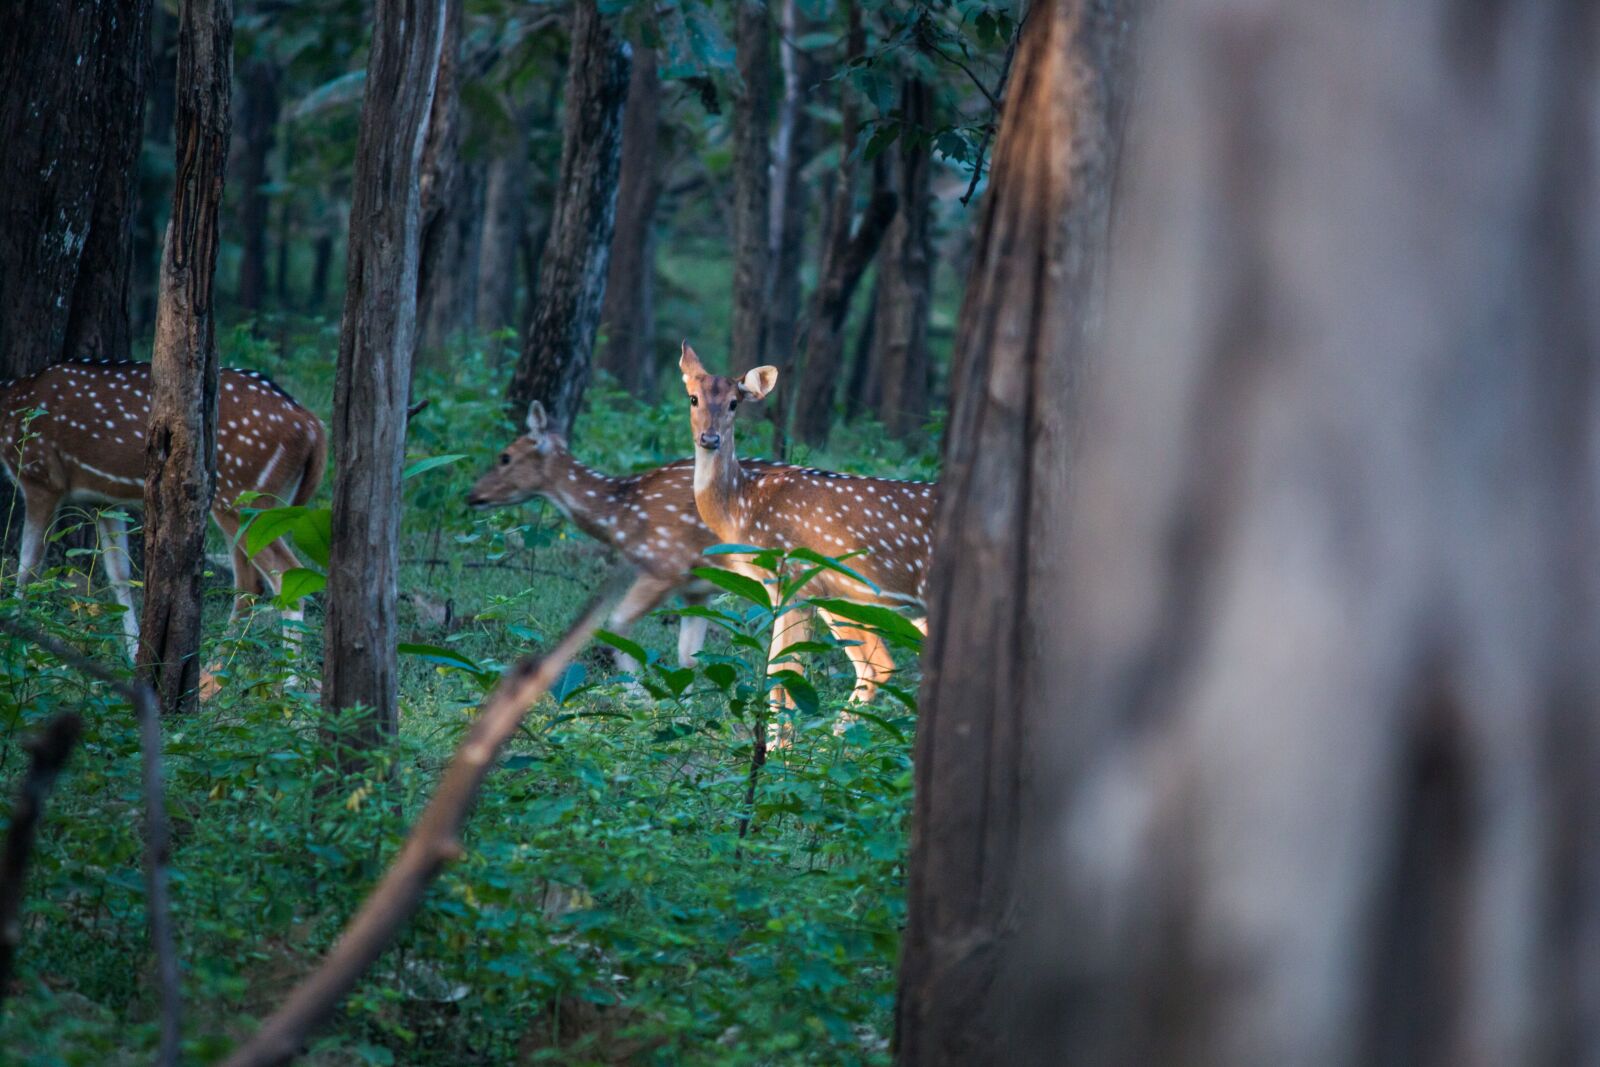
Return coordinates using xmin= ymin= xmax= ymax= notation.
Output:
xmin=419 ymin=160 xmax=486 ymax=360
xmin=729 ymin=0 xmax=772 ymax=369
xmin=138 ymin=0 xmax=233 ymax=718
xmin=0 ymin=0 xmax=151 ymax=377
xmin=322 ymin=0 xmax=447 ymax=750
xmin=275 ymin=123 xmax=294 ymax=304
xmin=845 ymin=276 xmax=880 ymax=421
xmin=1015 ymin=3 xmax=1600 ymax=1064
xmin=309 ymin=229 xmax=334 ymax=312
xmin=505 ymin=0 xmax=629 ymax=435
xmin=135 ymin=5 xmax=177 ymax=339
xmin=874 ymin=78 xmax=933 ymax=438
xmin=476 ymin=99 xmax=535 ymax=337
xmin=415 ymin=0 xmax=464 ymax=364
xmin=235 ymin=54 xmax=279 ymax=313
xmin=597 ymin=46 xmax=662 ymax=394
xmin=894 ymin=0 xmax=1132 ymax=1060
xmin=765 ymin=0 xmax=814 ymax=458
xmin=791 ymin=13 xmax=898 ymax=449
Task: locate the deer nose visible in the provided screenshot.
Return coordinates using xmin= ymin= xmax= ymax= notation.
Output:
xmin=466 ymin=491 xmax=486 ymax=508
xmin=698 ymin=431 xmax=722 ymax=451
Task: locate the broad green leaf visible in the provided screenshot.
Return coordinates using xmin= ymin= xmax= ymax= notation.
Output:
xmin=274 ymin=567 xmax=326 ymax=607
xmin=689 ymin=566 xmax=772 ymax=609
xmin=290 ymin=507 xmax=332 ymax=568
xmin=658 ymin=667 xmax=695 ymax=698
xmin=810 ymin=597 xmax=925 ymax=649
xmin=785 ymin=547 xmax=878 ymax=593
xmin=398 ymin=642 xmax=483 ymax=673
xmin=244 ymin=505 xmax=309 ymax=558
xmin=594 ymin=629 xmax=649 ymax=668
xmin=551 ymin=662 xmax=586 ymax=704
xmin=770 ymin=670 xmax=819 ymax=718
xmin=402 ymin=453 xmax=468 ymax=480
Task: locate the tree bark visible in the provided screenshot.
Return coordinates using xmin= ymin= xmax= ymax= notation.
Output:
xmin=1011 ymin=3 xmax=1600 ymax=1065
xmin=235 ymin=54 xmax=279 ymax=313
xmin=764 ymin=0 xmax=815 ymax=458
xmin=322 ymin=0 xmax=447 ymax=748
xmin=894 ymin=0 xmax=1132 ymax=1061
xmin=135 ymin=5 xmax=178 ymax=339
xmin=415 ymin=0 xmax=465 ymax=363
xmin=874 ymin=78 xmax=933 ymax=438
xmin=418 ymin=162 xmax=485 ymax=361
xmin=729 ymin=0 xmax=772 ymax=370
xmin=597 ymin=46 xmax=662 ymax=395
xmin=0 ymin=0 xmax=151 ymax=377
xmin=505 ymin=0 xmax=629 ymax=435
xmin=137 ymin=0 xmax=233 ymax=718
xmin=476 ymin=100 xmax=535 ymax=338
xmin=791 ymin=10 xmax=898 ymax=449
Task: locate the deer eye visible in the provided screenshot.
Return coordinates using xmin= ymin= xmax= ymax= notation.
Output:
xmin=689 ymin=395 xmax=699 ymax=407
xmin=499 ymin=453 xmax=511 ymax=466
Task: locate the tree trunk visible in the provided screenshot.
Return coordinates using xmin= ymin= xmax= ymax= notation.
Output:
xmin=505 ymin=0 xmax=629 ymax=435
xmin=0 ymin=0 xmax=151 ymax=377
xmin=874 ymin=78 xmax=933 ymax=438
xmin=894 ymin=0 xmax=1132 ymax=1061
xmin=1012 ymin=3 xmax=1600 ymax=1065
xmin=322 ymin=0 xmax=447 ymax=749
xmin=791 ymin=12 xmax=898 ymax=449
xmin=135 ymin=5 xmax=177 ymax=339
xmin=597 ymin=46 xmax=662 ymax=395
xmin=414 ymin=0 xmax=464 ymax=364
xmin=235 ymin=54 xmax=279 ymax=313
xmin=845 ymin=276 xmax=880 ymax=421
xmin=418 ymin=160 xmax=486 ymax=360
xmin=137 ymin=0 xmax=232 ymax=717
xmin=476 ymin=101 xmax=535 ymax=338
xmin=309 ymin=228 xmax=335 ymax=313
xmin=764 ymin=0 xmax=815 ymax=458
xmin=275 ymin=125 xmax=294 ymax=304
xmin=729 ymin=0 xmax=772 ymax=370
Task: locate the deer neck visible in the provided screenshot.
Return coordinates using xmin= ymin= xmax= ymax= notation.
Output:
xmin=538 ymin=453 xmax=624 ymax=539
xmin=692 ymin=439 xmax=746 ymax=543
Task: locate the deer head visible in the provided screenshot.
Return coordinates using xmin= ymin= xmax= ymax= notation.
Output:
xmin=467 ymin=400 xmax=569 ymax=509
xmin=679 ymin=341 xmax=777 ymax=456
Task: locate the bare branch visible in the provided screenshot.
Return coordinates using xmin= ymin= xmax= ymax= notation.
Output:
xmin=0 ymin=617 xmax=181 ymax=1064
xmin=221 ymin=569 xmax=633 ymax=1067
xmin=0 ymin=712 xmax=82 ymax=1006
xmin=960 ymin=25 xmax=1022 ymax=207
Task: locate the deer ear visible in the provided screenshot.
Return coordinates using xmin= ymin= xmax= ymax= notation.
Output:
xmin=679 ymin=341 xmax=706 ymax=384
xmin=526 ymin=400 xmax=548 ymax=436
xmin=738 ymin=365 xmax=779 ymax=400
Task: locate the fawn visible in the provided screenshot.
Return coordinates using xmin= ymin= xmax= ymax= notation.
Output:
xmin=0 ymin=359 xmax=325 ymax=658
xmin=678 ymin=342 xmax=935 ymax=690
xmin=467 ymin=400 xmax=892 ymax=695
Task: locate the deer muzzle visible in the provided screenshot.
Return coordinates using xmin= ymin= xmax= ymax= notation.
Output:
xmin=698 ymin=431 xmax=722 ymax=451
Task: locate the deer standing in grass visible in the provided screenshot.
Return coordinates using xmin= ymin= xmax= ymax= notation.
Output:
xmin=0 ymin=360 xmax=326 ymax=658
xmin=467 ymin=400 xmax=892 ymax=693
xmin=678 ymin=342 xmax=935 ymax=700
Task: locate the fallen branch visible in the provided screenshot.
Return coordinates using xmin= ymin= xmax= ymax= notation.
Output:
xmin=0 ymin=618 xmax=181 ymax=1065
xmin=221 ymin=568 xmax=633 ymax=1067
xmin=0 ymin=712 xmax=82 ymax=1007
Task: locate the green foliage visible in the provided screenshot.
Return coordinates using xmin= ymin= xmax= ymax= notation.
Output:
xmin=0 ymin=337 xmax=935 ymax=1064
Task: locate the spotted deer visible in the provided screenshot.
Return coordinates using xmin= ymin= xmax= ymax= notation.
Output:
xmin=0 ymin=360 xmax=327 ymax=657
xmin=466 ymin=400 xmax=892 ymax=696
xmin=679 ymin=342 xmax=935 ymax=692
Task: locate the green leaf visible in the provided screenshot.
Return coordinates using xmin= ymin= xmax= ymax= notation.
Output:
xmin=770 ymin=670 xmax=819 ymax=718
xmin=810 ymin=598 xmax=925 ymax=649
xmin=785 ymin=547 xmax=878 ymax=593
xmin=243 ymin=505 xmax=308 ymax=558
xmin=402 ymin=453 xmax=468 ymax=481
xmin=689 ymin=566 xmax=772 ymax=609
xmin=551 ymin=663 xmax=586 ymax=704
xmin=399 ymin=642 xmax=483 ymax=673
xmin=704 ymin=663 xmax=737 ymax=690
xmin=594 ymin=629 xmax=649 ymax=668
xmin=658 ymin=667 xmax=695 ymax=698
xmin=273 ymin=567 xmax=325 ymax=607
xmin=290 ymin=508 xmax=332 ymax=569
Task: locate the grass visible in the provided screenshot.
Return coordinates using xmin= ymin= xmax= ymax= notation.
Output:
xmin=0 ymin=329 xmax=938 ymax=1065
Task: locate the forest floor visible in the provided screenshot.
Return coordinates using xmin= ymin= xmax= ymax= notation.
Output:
xmin=0 ymin=324 xmax=940 ymax=1066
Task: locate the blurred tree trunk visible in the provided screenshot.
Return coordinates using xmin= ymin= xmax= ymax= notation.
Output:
xmin=275 ymin=125 xmax=294 ymax=304
xmin=845 ymin=277 xmax=880 ymax=421
xmin=138 ymin=0 xmax=231 ymax=717
xmin=322 ymin=0 xmax=447 ymax=750
xmin=0 ymin=0 xmax=151 ymax=377
xmin=729 ymin=0 xmax=771 ymax=370
xmin=505 ymin=0 xmax=629 ymax=435
xmin=309 ymin=229 xmax=335 ymax=312
xmin=476 ymin=98 xmax=536 ymax=339
xmin=235 ymin=54 xmax=279 ymax=313
xmin=598 ymin=46 xmax=662 ymax=395
xmin=415 ymin=0 xmax=464 ymax=363
xmin=765 ymin=0 xmax=815 ymax=458
xmin=419 ymin=162 xmax=485 ymax=360
xmin=791 ymin=4 xmax=897 ymax=449
xmin=1013 ymin=3 xmax=1600 ymax=1065
xmin=873 ymin=78 xmax=933 ymax=437
xmin=135 ymin=6 xmax=178 ymax=338
xmin=894 ymin=0 xmax=1132 ymax=1061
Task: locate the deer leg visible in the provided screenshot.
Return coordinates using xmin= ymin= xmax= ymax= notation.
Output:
xmin=211 ymin=511 xmax=264 ymax=620
xmin=96 ymin=512 xmax=141 ymax=661
xmin=16 ymin=486 xmax=58 ymax=591
xmin=676 ymin=591 xmax=711 ymax=668
xmin=817 ymin=609 xmax=896 ymax=706
xmin=606 ymin=573 xmax=678 ymax=676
